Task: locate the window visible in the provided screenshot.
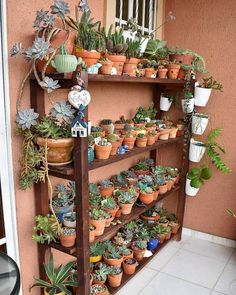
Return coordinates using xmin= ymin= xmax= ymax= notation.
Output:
xmin=115 ymin=0 xmax=157 ymax=35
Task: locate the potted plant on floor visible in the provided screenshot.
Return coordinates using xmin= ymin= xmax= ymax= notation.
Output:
xmin=192 ymin=113 xmax=209 ymax=135
xmin=98 ymin=179 xmax=114 ymax=197
xmin=90 ymin=208 xmax=110 ymax=236
xmin=94 ymin=138 xmax=112 ymax=160
xmin=181 ymin=91 xmax=195 ymax=113
xmin=118 ymin=191 xmax=136 ymax=215
xmin=131 ymin=240 xmax=147 ymax=261
xmin=107 ymin=266 xmax=123 ymax=287
xmin=194 ymin=76 xmax=223 ymax=107
xmin=107 ymin=133 xmax=121 ymax=155
xmin=29 ymin=255 xmax=77 ymax=295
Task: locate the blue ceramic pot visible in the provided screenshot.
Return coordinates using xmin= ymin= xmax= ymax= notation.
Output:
xmin=147 ymin=239 xmax=159 ymax=251
xmin=88 ymin=147 xmax=94 ymax=164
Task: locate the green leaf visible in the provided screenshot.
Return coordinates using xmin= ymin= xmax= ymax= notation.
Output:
xmin=190 ymin=178 xmax=202 ymax=189
xmin=200 ymin=167 xmax=212 ymax=180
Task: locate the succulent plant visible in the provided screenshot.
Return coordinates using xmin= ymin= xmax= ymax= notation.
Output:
xmin=89 ymin=183 xmax=100 ymax=196
xmin=23 ymin=37 xmax=52 ymax=61
xmin=106 ymin=26 xmax=128 ymax=55
xmin=78 ymin=0 xmax=90 ymax=12
xmin=104 ymin=244 xmax=122 ymax=259
xmin=118 ymin=192 xmax=135 ymax=204
xmin=90 ymin=208 xmax=110 ymax=220
xmin=97 ymin=138 xmax=111 ymax=146
xmin=99 ymin=179 xmax=113 ymax=188
xmin=107 ymin=133 xmax=119 ymax=142
xmin=50 ymin=100 xmax=76 ymax=124
xmin=61 ymin=227 xmax=76 ymax=236
xmin=101 ymin=197 xmax=117 ymax=210
xmin=90 ymin=242 xmax=105 ymax=257
xmin=108 ymin=265 xmax=123 ymax=275
xmin=35 ymin=116 xmax=68 ymax=139
xmin=39 ymin=77 xmax=61 ymax=93
xmin=33 ymin=9 xmax=55 ymax=29
xmin=16 ymin=108 xmax=39 ymax=130
xmin=10 ymin=42 xmax=22 ymax=57
xmin=100 ymin=119 xmax=112 ymax=125
xmin=132 ymin=240 xmax=147 ymax=250
xmin=50 ymin=0 xmax=70 ymax=18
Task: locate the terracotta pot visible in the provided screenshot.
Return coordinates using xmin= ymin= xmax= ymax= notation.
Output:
xmin=158 ymin=233 xmax=166 ymax=244
xmin=107 ymin=55 xmax=126 ymax=75
xmin=91 ymin=284 xmax=108 ymax=295
xmin=158 ymin=129 xmax=170 ymax=141
xmin=123 ymin=259 xmax=137 ymax=275
xmin=36 ymin=137 xmax=74 ymax=164
xmin=169 ymin=53 xmax=193 ymax=65
xmin=123 ymin=137 xmax=136 ymax=149
xmin=145 ymin=68 xmax=156 ymax=78
xmin=160 ymin=221 xmax=169 ymax=228
xmin=158 ymin=184 xmax=168 ymax=195
xmin=139 ymin=192 xmax=154 ymax=204
xmin=104 ymin=206 xmax=119 ymax=219
xmin=123 ymin=250 xmax=133 ymax=260
xmin=99 ymin=185 xmax=114 ymax=197
xmin=107 ymin=272 xmax=123 ymax=288
xmin=153 ymin=189 xmax=159 ymax=200
xmin=93 ymin=278 xmax=106 ymax=285
xmin=165 ymin=231 xmax=172 ymax=240
xmin=59 ymin=233 xmax=76 ymax=247
xmin=37 ymin=59 xmax=55 ymax=74
xmin=115 ymin=208 xmax=122 ymax=218
xmin=100 ymin=61 xmax=113 ymax=75
xmin=119 ymin=203 xmax=133 ymax=215
xmin=157 ymin=68 xmax=168 ymax=79
xmin=90 ymin=219 xmax=106 ymax=236
xmin=75 ymin=49 xmax=101 ymax=67
xmin=103 ymin=255 xmax=123 ymax=267
xmin=123 ymin=58 xmax=139 ymax=77
xmin=110 ymin=140 xmax=121 ymax=156
xmin=105 ymin=215 xmax=113 ymax=227
xmin=136 ymin=137 xmax=147 ymax=147
xmin=167 ymin=179 xmax=175 ymax=191
xmin=169 ymin=127 xmax=178 ymax=138
xmin=100 ymin=123 xmax=114 ymax=135
xmin=178 ymin=69 xmax=186 ymax=80
xmin=147 ymin=136 xmax=155 ymax=146
xmin=114 ymin=123 xmax=125 ymax=130
xmin=94 ymin=144 xmax=112 ymax=160
xmin=140 ymin=214 xmax=160 ymax=222
xmin=89 ymin=227 xmax=96 ymax=243
xmin=132 ymin=247 xmax=145 ymax=261
xmin=167 ymin=64 xmax=180 ymax=79
xmin=90 ymin=274 xmax=93 ymax=286
xmin=175 ymin=175 xmax=180 ymax=184
xmin=51 ymin=30 xmax=76 ymax=54
xmin=170 ymin=223 xmax=180 ymax=234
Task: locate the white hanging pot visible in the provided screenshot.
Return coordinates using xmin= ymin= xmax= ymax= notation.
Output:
xmin=189 ymin=138 xmax=206 ymax=162
xmin=194 ymin=85 xmax=212 ymax=107
xmin=185 ymin=178 xmax=200 ymax=196
xmin=192 ymin=113 xmax=209 ymax=135
xmin=123 ymin=30 xmax=137 ymax=41
xmin=160 ymin=95 xmax=172 ymax=111
xmin=181 ymin=98 xmax=195 ymax=113
xmin=140 ymin=37 xmax=149 ymax=53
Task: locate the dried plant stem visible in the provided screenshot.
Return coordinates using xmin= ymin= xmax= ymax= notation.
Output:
xmin=16 ymin=68 xmax=33 ymax=111
xmin=42 ymin=49 xmax=57 ymax=80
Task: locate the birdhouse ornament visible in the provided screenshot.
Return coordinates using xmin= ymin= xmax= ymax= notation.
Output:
xmin=68 ymin=78 xmax=91 ymax=138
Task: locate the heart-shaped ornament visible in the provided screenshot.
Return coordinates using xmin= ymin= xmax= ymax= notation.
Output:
xmin=68 ymin=90 xmax=91 ymax=110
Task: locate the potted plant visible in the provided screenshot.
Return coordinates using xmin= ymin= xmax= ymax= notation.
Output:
xmin=192 ymin=113 xmax=209 ymax=135
xmin=59 ymin=227 xmax=76 ymax=247
xmin=106 ymin=26 xmax=128 ymax=75
xmin=100 ymin=119 xmax=114 ymax=134
xmin=136 ymin=133 xmax=147 ymax=147
xmin=155 ymin=176 xmax=168 ymax=195
xmin=160 ymin=93 xmax=175 ymax=111
xmin=89 ymin=208 xmax=110 ymax=236
xmin=29 ymin=255 xmax=77 ymax=295
xmin=122 ymin=258 xmax=138 ymax=275
xmin=144 ymin=38 xmax=168 ymax=66
xmin=181 ymin=92 xmax=195 ymax=113
xmin=164 ymin=226 xmax=172 ymax=240
xmin=114 ymin=116 xmax=126 ymax=130
xmin=120 ymin=170 xmax=138 ymax=186
xmin=63 ymin=212 xmax=76 ymax=228
xmin=123 ymin=38 xmax=141 ymax=76
xmin=194 ymin=76 xmax=223 ymax=107
xmin=147 ymin=130 xmax=157 ymax=145
xmin=169 ymin=124 xmax=179 ymax=139
xmin=107 ymin=133 xmax=121 ymax=155
xmin=92 ymin=263 xmax=110 ymax=285
xmin=167 ymin=62 xmax=180 ymax=79
xmin=91 ymin=125 xmax=105 ymax=138
xmin=139 ymin=185 xmax=154 ymax=205
xmin=101 ymin=196 xmax=118 ymax=220
xmin=167 ymin=214 xmax=180 ymax=234
xmin=118 ymin=245 xmax=133 ymax=260
xmin=177 ymin=118 xmax=185 ymax=137
xmin=98 ymin=179 xmax=114 ymax=197
xmin=123 ymin=131 xmax=136 ymax=150
xmin=186 ymin=166 xmax=212 ymax=197
xmin=107 ymin=266 xmax=123 ymax=287
xmin=90 ymin=284 xmax=108 ymax=295
xmin=140 ymin=208 xmax=160 ymax=223
xmin=51 ymin=44 xmax=78 ymax=73
xmin=133 ymin=161 xmax=150 ymax=176
xmin=90 ymin=242 xmax=105 ymax=263
xmin=158 ymin=126 xmax=170 ymax=140
xmin=131 ymin=240 xmax=147 ymax=261
xmin=111 ymin=174 xmax=129 ymax=191
xmin=103 ymin=244 xmax=123 ymax=267
xmin=52 ymin=183 xmax=75 ymax=214
xmin=94 ymin=138 xmax=112 ymax=160
xmin=118 ymin=191 xmax=136 ymax=215
xmin=189 ymin=138 xmax=206 ymax=162
xmin=90 ymin=224 xmax=96 ymax=243
xmin=98 ymin=57 xmax=113 ymax=75
xmin=152 ymin=224 xmax=166 ymax=244
xmin=144 ymin=60 xmax=158 ymax=78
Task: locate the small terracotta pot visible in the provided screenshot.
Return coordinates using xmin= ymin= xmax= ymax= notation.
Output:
xmin=157 ymin=68 xmax=168 ymax=79
xmin=94 ymin=144 xmax=112 ymax=160
xmin=110 ymin=140 xmax=121 ymax=155
xmin=123 ymin=259 xmax=137 ymax=275
xmin=37 ymin=59 xmax=55 ymax=74
xmin=158 ymin=184 xmax=168 ymax=195
xmin=59 ymin=233 xmax=76 ymax=247
xmin=91 ymin=284 xmax=108 ymax=295
xmin=153 ymin=189 xmax=159 ymax=200
xmin=169 ymin=127 xmax=178 ymax=139
xmin=167 ymin=64 xmax=180 ymax=79
xmin=170 ymin=223 xmax=180 ymax=234
xmin=145 ymin=68 xmax=156 ymax=78
xmin=100 ymin=61 xmax=113 ymax=75
xmin=145 ymin=126 xmax=156 ymax=132
xmin=147 ymin=136 xmax=156 ymax=146
xmin=123 ymin=137 xmax=136 ymax=149
xmin=90 ymin=219 xmax=106 ymax=236
xmin=103 ymin=255 xmax=123 ymax=267
xmin=169 ymin=53 xmax=193 ymax=65
xmin=123 ymin=250 xmax=134 ymax=260
xmin=92 ymin=277 xmax=106 ymax=285
xmin=89 ymin=227 xmax=96 ymax=243
xmin=104 ymin=206 xmax=119 ymax=219
xmin=158 ymin=129 xmax=170 ymax=141
xmin=105 ymin=215 xmax=113 ymax=227
xmin=132 ymin=247 xmax=145 ymax=261
xmin=136 ymin=137 xmax=147 ymax=147
xmin=115 ymin=208 xmax=122 ymax=218
xmin=107 ymin=55 xmax=126 ymax=75
xmin=158 ymin=233 xmax=166 ymax=244
xmin=75 ymin=49 xmax=101 ymax=67
xmin=100 ymin=123 xmax=114 ymax=135
xmin=139 ymin=192 xmax=154 ymax=204
xmin=178 ymin=69 xmax=186 ymax=80
xmin=167 ymin=179 xmax=175 ymax=191
xmin=107 ymin=272 xmax=123 ymax=288
xmin=123 ymin=58 xmax=139 ymax=76
xmin=99 ymin=185 xmax=114 ymax=197
xmin=165 ymin=231 xmax=172 ymax=240
xmin=36 ymin=137 xmax=74 ymax=164
xmin=140 ymin=214 xmax=160 ymax=222
xmin=119 ymin=203 xmax=134 ymax=215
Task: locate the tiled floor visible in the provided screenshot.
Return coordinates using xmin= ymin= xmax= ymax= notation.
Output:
xmin=117 ymin=235 xmax=236 ymax=295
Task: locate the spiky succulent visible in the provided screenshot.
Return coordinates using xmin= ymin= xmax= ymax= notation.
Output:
xmin=32 ymin=9 xmax=53 ymax=29
xmin=23 ymin=37 xmax=53 ymax=61
xmin=10 ymin=42 xmax=22 ymax=57
xmin=50 ymin=100 xmax=76 ymax=124
xmin=40 ymin=77 xmax=61 ymax=93
xmin=78 ymin=0 xmax=90 ymax=12
xmin=16 ymin=109 xmax=39 ymax=130
xmin=51 ymin=0 xmax=70 ymax=18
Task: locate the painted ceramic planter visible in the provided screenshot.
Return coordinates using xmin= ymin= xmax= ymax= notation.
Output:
xmin=51 ymin=55 xmax=78 ymax=73
xmin=181 ymin=98 xmax=195 ymax=113
xmin=192 ymin=114 xmax=209 ymax=135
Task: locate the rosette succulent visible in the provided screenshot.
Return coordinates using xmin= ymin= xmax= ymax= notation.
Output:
xmin=16 ymin=108 xmax=39 ymax=130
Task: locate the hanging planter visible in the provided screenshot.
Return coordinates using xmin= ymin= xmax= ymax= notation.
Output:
xmin=189 ymin=138 xmax=206 ymax=162
xmin=185 ymin=178 xmax=200 ymax=196
xmin=181 ymin=96 xmax=195 ymax=113
xmin=160 ymin=94 xmax=174 ymax=111
xmin=192 ymin=113 xmax=209 ymax=135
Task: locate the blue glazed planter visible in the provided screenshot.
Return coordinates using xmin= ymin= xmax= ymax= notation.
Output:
xmin=88 ymin=147 xmax=94 ymax=164
xmin=147 ymin=239 xmax=159 ymax=251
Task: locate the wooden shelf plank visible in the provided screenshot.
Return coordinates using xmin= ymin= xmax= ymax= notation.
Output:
xmin=108 ymin=234 xmax=177 ymax=294
xmin=49 ymin=185 xmax=180 ymax=257
xmin=48 ymin=137 xmax=182 ymax=179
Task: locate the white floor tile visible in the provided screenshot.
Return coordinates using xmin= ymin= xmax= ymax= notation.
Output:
xmin=139 ymin=272 xmax=211 ymax=295
xmin=211 ymin=291 xmax=226 ymax=295
xmin=116 ymin=267 xmax=158 ymax=295
xmin=170 ymin=233 xmax=191 ymax=249
xmin=228 ymin=249 xmax=236 ymax=265
xmin=162 ymin=249 xmax=225 ymax=288
xmin=182 ymin=238 xmax=234 ymax=263
xmin=146 ymin=244 xmax=179 ymax=271
xmin=214 ymin=263 xmax=236 ymax=294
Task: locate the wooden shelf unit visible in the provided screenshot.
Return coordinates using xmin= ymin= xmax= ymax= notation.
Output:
xmin=30 ymin=73 xmax=190 ymax=295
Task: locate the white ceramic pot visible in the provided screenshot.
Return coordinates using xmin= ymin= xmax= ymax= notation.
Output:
xmin=63 ymin=212 xmax=76 ymax=228
xmin=192 ymin=114 xmax=209 ymax=135
xmin=123 ymin=30 xmax=137 ymax=41
xmin=194 ymin=85 xmax=212 ymax=107
xmin=185 ymin=178 xmax=200 ymax=197
xmin=160 ymin=95 xmax=172 ymax=111
xmin=140 ymin=37 xmax=149 ymax=53
xmin=189 ymin=138 xmax=206 ymax=162
xmin=181 ymin=98 xmax=195 ymax=113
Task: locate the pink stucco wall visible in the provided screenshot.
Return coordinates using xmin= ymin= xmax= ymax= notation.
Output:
xmin=164 ymin=0 xmax=236 ymax=239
